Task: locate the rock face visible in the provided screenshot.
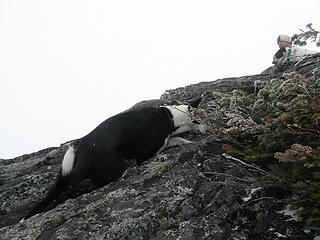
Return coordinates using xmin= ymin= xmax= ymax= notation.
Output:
xmin=1 ymin=55 xmax=320 ymax=239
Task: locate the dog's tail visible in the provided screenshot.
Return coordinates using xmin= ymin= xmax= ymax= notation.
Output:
xmin=25 ymin=145 xmax=77 ymax=219
xmin=61 ymin=146 xmax=76 ymax=177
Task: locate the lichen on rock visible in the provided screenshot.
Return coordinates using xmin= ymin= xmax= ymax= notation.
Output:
xmin=1 ymin=55 xmax=320 ymax=239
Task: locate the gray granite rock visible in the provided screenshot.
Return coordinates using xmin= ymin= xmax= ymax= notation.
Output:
xmin=1 ymin=55 xmax=319 ymax=239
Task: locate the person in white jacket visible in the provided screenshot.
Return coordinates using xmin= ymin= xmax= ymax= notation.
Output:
xmin=273 ymin=34 xmax=318 ymax=66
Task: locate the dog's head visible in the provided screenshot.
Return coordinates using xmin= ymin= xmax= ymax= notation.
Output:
xmin=165 ymin=98 xmax=206 ymax=135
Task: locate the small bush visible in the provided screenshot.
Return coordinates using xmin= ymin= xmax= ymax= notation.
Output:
xmin=202 ymin=72 xmax=320 ymax=221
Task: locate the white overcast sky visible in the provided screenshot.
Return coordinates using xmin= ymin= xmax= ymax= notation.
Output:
xmin=1 ymin=0 xmax=319 ymax=159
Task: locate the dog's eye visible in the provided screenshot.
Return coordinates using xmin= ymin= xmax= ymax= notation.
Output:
xmin=192 ymin=120 xmax=200 ymax=124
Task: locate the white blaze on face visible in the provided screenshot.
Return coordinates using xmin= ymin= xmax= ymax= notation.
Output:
xmin=166 ymin=105 xmax=190 ymax=127
xmin=62 ymin=146 xmax=76 ymax=176
xmin=165 ymin=105 xmax=206 ymax=136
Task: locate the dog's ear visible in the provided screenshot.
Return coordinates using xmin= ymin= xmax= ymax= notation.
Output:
xmin=189 ymin=98 xmax=202 ymax=108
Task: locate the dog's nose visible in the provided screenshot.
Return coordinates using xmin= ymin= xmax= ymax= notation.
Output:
xmin=197 ymin=124 xmax=206 ymax=134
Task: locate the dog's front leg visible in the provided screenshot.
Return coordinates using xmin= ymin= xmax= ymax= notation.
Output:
xmin=171 ymin=125 xmax=193 ymax=136
xmin=165 ymin=137 xmax=193 ymax=149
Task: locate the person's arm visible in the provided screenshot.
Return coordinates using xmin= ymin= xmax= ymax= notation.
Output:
xmin=272 ymin=47 xmax=286 ymax=64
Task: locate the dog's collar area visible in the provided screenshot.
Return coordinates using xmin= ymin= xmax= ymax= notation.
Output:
xmin=161 ymin=107 xmax=176 ymax=132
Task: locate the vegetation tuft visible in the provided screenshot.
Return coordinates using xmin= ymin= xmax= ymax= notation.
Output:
xmin=194 ymin=71 xmax=320 ymax=222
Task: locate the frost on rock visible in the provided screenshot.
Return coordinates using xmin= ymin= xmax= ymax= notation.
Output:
xmin=1 ymin=54 xmax=320 ymax=239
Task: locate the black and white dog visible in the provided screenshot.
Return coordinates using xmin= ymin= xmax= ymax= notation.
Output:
xmin=26 ymin=99 xmax=205 ymax=218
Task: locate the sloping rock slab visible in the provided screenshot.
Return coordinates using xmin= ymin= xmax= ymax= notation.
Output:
xmin=0 ymin=136 xmax=314 ymax=239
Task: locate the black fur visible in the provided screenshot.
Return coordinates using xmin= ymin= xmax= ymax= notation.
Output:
xmin=26 ymin=106 xmax=177 ymax=218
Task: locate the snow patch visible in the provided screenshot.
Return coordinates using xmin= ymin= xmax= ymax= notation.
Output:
xmin=242 ymin=187 xmax=262 ymax=202
xmin=278 ymin=204 xmax=302 ymax=222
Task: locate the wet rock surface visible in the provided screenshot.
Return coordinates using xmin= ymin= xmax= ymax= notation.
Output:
xmin=1 ymin=55 xmax=319 ymax=239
